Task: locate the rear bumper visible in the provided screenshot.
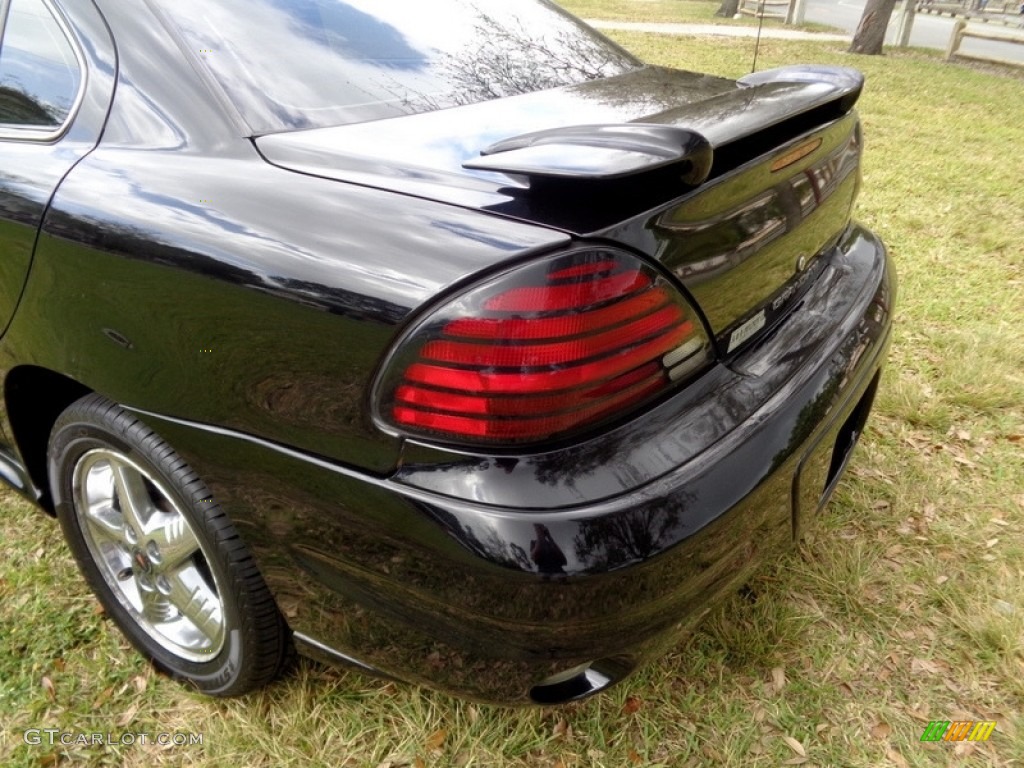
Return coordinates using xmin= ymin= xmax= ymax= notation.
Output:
xmin=136 ymin=222 xmax=894 ymax=704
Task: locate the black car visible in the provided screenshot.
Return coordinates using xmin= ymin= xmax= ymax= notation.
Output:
xmin=0 ymin=0 xmax=893 ymax=705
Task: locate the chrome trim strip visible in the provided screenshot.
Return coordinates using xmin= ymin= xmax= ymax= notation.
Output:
xmin=291 ymin=631 xmax=382 ymax=674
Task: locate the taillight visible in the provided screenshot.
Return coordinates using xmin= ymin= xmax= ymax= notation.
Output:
xmin=373 ymin=248 xmax=710 ymax=446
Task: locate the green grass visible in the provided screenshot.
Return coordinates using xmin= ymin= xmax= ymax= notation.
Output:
xmin=559 ymin=0 xmax=727 ymax=23
xmin=558 ymin=0 xmax=844 ymax=32
xmin=3 ymin=27 xmax=1024 ymax=768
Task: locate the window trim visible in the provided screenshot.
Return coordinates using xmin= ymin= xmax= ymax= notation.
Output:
xmin=0 ymin=0 xmax=88 ymax=143
xmin=0 ymin=1 xmax=11 ymax=42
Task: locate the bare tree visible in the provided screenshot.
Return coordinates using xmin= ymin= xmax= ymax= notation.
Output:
xmin=716 ymin=0 xmax=741 ymax=17
xmin=849 ymin=0 xmax=900 ymax=54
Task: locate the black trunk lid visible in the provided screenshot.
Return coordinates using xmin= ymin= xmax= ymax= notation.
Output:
xmin=256 ymin=64 xmax=864 ymax=350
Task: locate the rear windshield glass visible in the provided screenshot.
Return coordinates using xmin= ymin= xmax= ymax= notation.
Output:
xmin=152 ymin=0 xmax=640 ymax=134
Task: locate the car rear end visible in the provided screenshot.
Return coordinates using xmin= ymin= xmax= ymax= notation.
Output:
xmin=351 ymin=116 xmax=895 ymax=703
xmin=127 ymin=0 xmax=895 ymax=703
xmin=211 ymin=85 xmax=894 ymax=704
xmin=160 ymin=217 xmax=892 ymax=705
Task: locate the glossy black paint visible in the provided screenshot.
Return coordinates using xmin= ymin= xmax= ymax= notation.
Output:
xmin=255 ymin=64 xmax=861 ymax=230
xmin=0 ymin=0 xmax=113 ymax=331
xmin=394 ymin=225 xmax=887 ymax=508
xmin=257 ymin=66 xmax=864 ymax=344
xmin=0 ymin=0 xmax=895 ymax=704
xmin=3 ymin=0 xmax=571 ymax=481
xmin=133 ymin=224 xmax=893 ymax=703
xmin=463 ymin=123 xmax=714 ymax=184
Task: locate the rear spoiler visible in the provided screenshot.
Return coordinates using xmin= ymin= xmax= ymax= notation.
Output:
xmin=463 ymin=65 xmax=863 ymax=187
xmin=736 ymin=65 xmax=863 ymax=114
xmin=463 ymin=124 xmax=714 ymax=186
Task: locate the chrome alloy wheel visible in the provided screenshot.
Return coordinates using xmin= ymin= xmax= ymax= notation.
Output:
xmin=73 ymin=448 xmax=226 ymax=661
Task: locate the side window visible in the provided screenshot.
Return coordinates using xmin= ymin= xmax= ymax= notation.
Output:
xmin=0 ymin=0 xmax=82 ymax=133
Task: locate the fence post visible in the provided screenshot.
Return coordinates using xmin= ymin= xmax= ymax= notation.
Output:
xmin=789 ymin=0 xmax=808 ymax=24
xmin=945 ymin=18 xmax=967 ymax=59
xmin=896 ymin=0 xmax=916 ymax=46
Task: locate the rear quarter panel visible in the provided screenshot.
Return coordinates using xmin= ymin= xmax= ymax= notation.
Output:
xmin=0 ymin=0 xmax=569 ymax=474
xmin=2 ymin=149 xmax=568 ymax=473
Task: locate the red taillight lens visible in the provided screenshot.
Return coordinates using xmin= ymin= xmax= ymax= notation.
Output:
xmin=374 ymin=248 xmax=710 ymax=446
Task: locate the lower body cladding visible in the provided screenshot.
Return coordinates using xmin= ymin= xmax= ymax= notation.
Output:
xmin=135 ymin=223 xmax=894 ymax=705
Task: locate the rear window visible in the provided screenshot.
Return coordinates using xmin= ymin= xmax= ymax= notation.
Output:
xmin=152 ymin=0 xmax=640 ymax=135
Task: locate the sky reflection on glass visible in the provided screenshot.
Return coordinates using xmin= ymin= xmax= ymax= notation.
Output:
xmin=153 ymin=0 xmax=638 ymax=133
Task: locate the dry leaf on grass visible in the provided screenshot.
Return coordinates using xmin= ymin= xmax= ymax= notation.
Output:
xmin=92 ymin=686 xmax=114 ymax=710
xmin=375 ymin=758 xmax=414 ymax=768
xmin=116 ymin=703 xmax=139 ymax=728
xmin=771 ymin=666 xmax=786 ymax=693
xmin=424 ymin=729 xmax=447 ymax=751
xmin=886 ymin=748 xmax=909 ymax=768
xmin=133 ymin=674 xmax=148 ymax=694
xmin=41 ymin=676 xmax=56 ymax=700
xmin=954 ymin=742 xmax=977 ymax=758
xmin=782 ymin=735 xmax=806 ymax=757
xmin=622 ymin=696 xmax=642 ymax=715
xmin=911 ymin=657 xmax=946 ymax=675
xmin=701 ymin=744 xmax=725 ymax=761
xmin=903 ymin=705 xmax=930 ymax=723
xmin=871 ymin=721 xmax=893 ymax=739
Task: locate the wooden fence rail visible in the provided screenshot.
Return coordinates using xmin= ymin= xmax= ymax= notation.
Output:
xmin=737 ymin=0 xmax=792 ymax=19
xmin=945 ymin=18 xmax=1024 ymax=66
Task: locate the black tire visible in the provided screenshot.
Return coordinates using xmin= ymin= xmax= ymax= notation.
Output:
xmin=48 ymin=393 xmax=291 ymax=696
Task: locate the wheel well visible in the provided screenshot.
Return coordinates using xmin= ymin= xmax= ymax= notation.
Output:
xmin=5 ymin=366 xmax=91 ymax=513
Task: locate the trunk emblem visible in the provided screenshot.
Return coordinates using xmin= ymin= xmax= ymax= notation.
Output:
xmin=727 ymin=309 xmax=767 ymax=354
xmin=771 ymin=138 xmax=822 ymax=173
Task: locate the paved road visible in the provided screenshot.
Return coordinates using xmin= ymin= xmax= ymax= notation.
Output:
xmin=803 ymin=0 xmax=1024 ymax=62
